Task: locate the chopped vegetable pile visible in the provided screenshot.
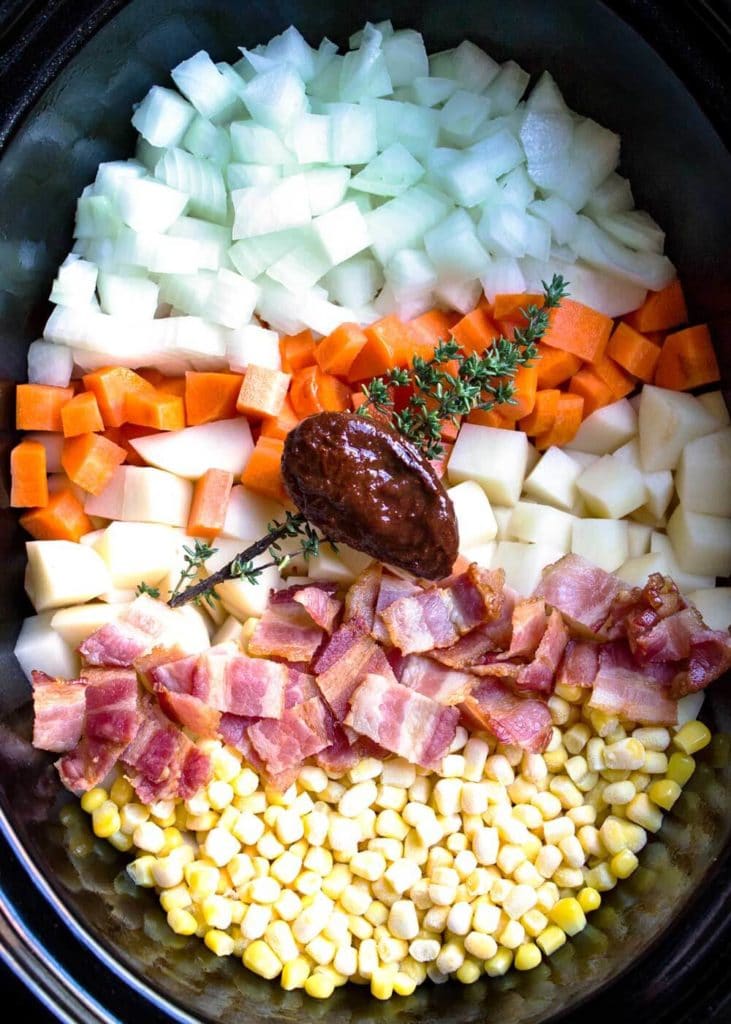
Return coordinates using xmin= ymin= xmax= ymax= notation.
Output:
xmin=7 ymin=16 xmax=731 ymax=1007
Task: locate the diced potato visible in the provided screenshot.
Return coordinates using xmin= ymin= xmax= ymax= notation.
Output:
xmin=308 ymin=544 xmax=358 ymax=584
xmin=642 ymin=470 xmax=674 ymax=521
xmin=507 ymin=501 xmax=574 ymax=551
xmin=525 ymin=442 xmax=540 ymax=475
xmin=650 ymin=532 xmax=714 ymax=593
xmin=85 ymin=466 xmax=126 ymax=519
xmin=492 ymin=541 xmax=567 ymax=595
xmin=79 ymin=529 xmax=106 ymax=548
xmin=460 ymin=542 xmax=497 ymax=568
xmin=630 ymin=506 xmax=667 ymax=529
xmin=51 ymin=602 xmax=126 ymax=647
xmin=675 ymin=428 xmax=731 ymax=517
xmin=686 ymin=588 xmax=731 ymax=632
xmin=638 ymin=385 xmax=719 ymax=472
xmin=698 ymin=390 xmax=730 ymax=426
xmin=222 ymin=485 xmax=285 ymax=541
xmin=677 ymin=692 xmax=705 ymax=728
xmin=14 ymin=613 xmax=80 ymax=682
xmin=216 ymin=564 xmax=283 ymax=618
xmin=165 ymin=606 xmax=212 ymax=654
xmin=492 ymin=506 xmax=513 ymax=540
xmin=122 ymin=467 xmax=193 ymax=527
xmin=93 ymin=521 xmax=179 ymax=589
xmin=666 ymin=504 xmax=731 ymax=577
xmin=336 ymin=544 xmax=375 ymax=577
xmin=627 ymin=522 xmax=652 ymax=558
xmin=576 ymin=456 xmax=646 ymax=519
xmin=522 ymin=447 xmax=582 ymax=512
xmin=616 ymin=552 xmax=670 ymax=588
xmin=447 ymin=480 xmax=498 ymax=549
xmin=448 ymin=424 xmax=530 ymax=506
xmin=130 ymin=418 xmax=255 ymax=480
xmin=612 ymin=438 xmax=640 ymax=468
xmin=99 ymin=587 xmax=137 ymax=604
xmin=26 ymin=540 xmax=112 ymax=612
xmin=571 ymin=518 xmax=629 ymax=573
xmin=567 ymin=451 xmax=600 ymax=472
xmin=213 ymin=615 xmax=246 ymax=647
xmin=567 ymin=399 xmax=637 ymax=456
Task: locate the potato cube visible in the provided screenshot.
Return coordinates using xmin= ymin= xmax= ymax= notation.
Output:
xmin=571 ymin=518 xmax=629 ymax=573
xmin=612 ymin=438 xmax=641 ymax=468
xmin=638 ymin=385 xmax=719 ymax=472
xmin=650 ymin=532 xmax=714 ymax=593
xmin=675 ymin=428 xmax=731 ymax=517
xmin=567 ymin=451 xmax=600 ymax=472
xmin=698 ymin=391 xmax=730 ymax=426
xmin=492 ymin=541 xmax=567 ymax=595
xmin=26 ymin=540 xmax=111 ymax=611
xmin=222 ymin=485 xmax=285 ymax=541
xmin=216 ymin=564 xmax=283 ymax=618
xmin=14 ymin=612 xmax=79 ymax=682
xmin=122 ymin=467 xmax=193 ymax=527
xmin=666 ymin=504 xmax=731 ymax=577
xmin=51 ymin=602 xmax=125 ymax=648
xmin=522 ymin=447 xmax=583 ymax=512
xmin=461 ymin=542 xmax=497 ymax=568
xmin=642 ymin=470 xmax=674 ymax=521
xmin=616 ymin=552 xmax=670 ymax=588
xmin=627 ymin=522 xmax=652 ymax=558
xmin=576 ymin=455 xmax=646 ymax=519
xmin=94 ymin=522 xmax=179 ymax=588
xmin=685 ymin=588 xmax=731 ymax=632
xmin=447 ymin=480 xmax=498 ymax=549
xmin=493 ymin=506 xmax=513 ymax=540
xmin=448 ymin=424 xmax=530 ymax=506
xmin=568 ymin=399 xmax=637 ymax=455
xmin=508 ymin=502 xmax=574 ymax=551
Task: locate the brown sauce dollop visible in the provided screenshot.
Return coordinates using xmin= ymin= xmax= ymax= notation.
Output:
xmin=281 ymin=412 xmax=459 ymax=580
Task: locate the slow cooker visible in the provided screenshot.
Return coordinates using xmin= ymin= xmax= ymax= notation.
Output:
xmin=0 ymin=1 xmax=730 ymax=1021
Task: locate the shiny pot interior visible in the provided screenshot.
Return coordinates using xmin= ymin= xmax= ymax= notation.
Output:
xmin=0 ymin=2 xmax=730 ymax=1022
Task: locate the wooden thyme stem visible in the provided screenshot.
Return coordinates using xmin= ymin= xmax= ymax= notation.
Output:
xmin=167 ymin=517 xmax=302 ymax=608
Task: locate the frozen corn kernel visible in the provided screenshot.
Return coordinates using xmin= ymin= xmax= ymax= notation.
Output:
xmin=244 ymin=940 xmax=282 ymax=979
xmin=463 ymin=738 xmax=489 ymax=781
xmin=456 ymin=959 xmax=481 ymax=984
xmin=627 ymin=793 xmax=663 ymax=832
xmin=203 ymin=827 xmax=241 ymax=867
xmin=280 ymin=956 xmax=311 ymax=991
xmin=667 ymin=752 xmax=696 ymax=786
xmin=92 ymin=801 xmax=121 ymax=839
xmin=514 ymin=942 xmax=542 ymax=971
xmin=549 ymin=897 xmax=586 ymax=936
xmin=536 ymin=925 xmax=567 ymax=956
xmin=611 ymin=849 xmax=639 ymax=879
xmin=349 ymin=757 xmax=383 ymax=783
xmin=485 ymin=755 xmax=514 ymax=785
xmin=648 ymin=779 xmax=682 ymax=811
xmin=167 ymin=908 xmax=197 ymax=936
xmin=205 ymin=929 xmax=235 ymax=957
xmin=498 ymin=919 xmax=525 ymax=949
xmin=465 ymin=930 xmax=498 ymax=960
xmin=409 ymin=938 xmax=440 ymax=962
xmin=333 ymin=946 xmax=358 ymax=978
xmin=578 ymin=887 xmax=601 ymax=913
xmin=485 ymin=948 xmax=513 ymax=977
xmin=674 ymin=721 xmax=711 ymax=755
xmin=81 ymin=787 xmax=108 ymax=813
xmin=241 ymin=904 xmax=272 ymax=940
xmin=583 ymin=862 xmax=617 ymax=893
xmin=110 ymin=777 xmax=134 ymax=806
xmin=388 ymin=900 xmax=419 ymax=940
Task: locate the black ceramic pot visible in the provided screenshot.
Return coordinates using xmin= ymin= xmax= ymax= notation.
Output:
xmin=0 ymin=2 xmax=730 ymax=1022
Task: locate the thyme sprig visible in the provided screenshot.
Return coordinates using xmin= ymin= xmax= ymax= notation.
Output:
xmin=359 ymin=274 xmax=568 ymax=460
xmin=135 ymin=581 xmax=161 ymax=599
xmin=167 ymin=512 xmax=327 ymax=608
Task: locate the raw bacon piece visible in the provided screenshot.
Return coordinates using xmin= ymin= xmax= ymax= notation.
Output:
xmin=534 ymin=554 xmax=621 ymax=636
xmin=31 ymin=671 xmax=86 ymax=753
xmin=218 ymin=713 xmax=266 ymax=772
xmin=83 ymin=668 xmax=139 ymax=744
xmin=135 ymin=646 xmax=195 ymax=690
xmin=179 ymin=746 xmax=212 ymax=799
xmin=676 ymin=632 xmax=731 ymax=696
xmin=248 ymin=589 xmax=325 ymax=663
xmin=345 ymin=673 xmax=459 ymax=768
xmin=381 ymin=567 xmax=505 ymax=655
xmin=155 ymin=688 xmax=221 ymax=737
xmin=292 ymin=583 xmax=342 ymax=632
xmin=398 ymin=655 xmax=475 ymax=705
xmin=79 ymin=594 xmax=179 ymax=667
xmin=344 ymin=564 xmax=382 ymax=633
xmin=192 ymin=647 xmax=287 ymax=718
xmin=428 ymin=587 xmax=517 ymax=670
xmin=588 ymin=641 xmax=677 ymax=725
xmin=515 ymin=610 xmax=569 ymax=694
xmin=460 ymin=678 xmax=553 ymax=753
xmin=149 ymin=654 xmax=198 ymax=694
xmin=121 ymin=698 xmax=182 ymax=788
xmin=556 ymin=641 xmax=600 ymax=688
xmin=248 ymin=697 xmax=331 ymax=777
xmin=500 ymin=599 xmax=547 ymax=659
xmin=371 ymin=574 xmax=422 ymax=643
xmin=284 ymin=666 xmax=320 ymax=708
xmin=57 ymin=736 xmax=124 ymax=794
xmin=315 ymin=624 xmax=398 ymax=721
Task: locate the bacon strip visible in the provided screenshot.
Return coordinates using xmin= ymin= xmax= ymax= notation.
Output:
xmin=248 ymin=696 xmax=332 ymax=777
xmin=292 ymin=583 xmax=342 ymax=632
xmin=314 ymin=623 xmax=399 ymax=721
xmin=121 ymin=697 xmax=211 ymax=801
xmin=500 ymin=599 xmax=547 ymax=659
xmin=31 ymin=671 xmax=86 ymax=753
xmin=398 ymin=654 xmax=475 ymax=705
xmin=248 ymin=588 xmax=326 ymax=663
xmin=57 ymin=736 xmax=125 ymax=794
xmin=371 ymin=575 xmax=422 ymax=643
xmin=155 ymin=688 xmax=221 ymax=737
xmin=515 ymin=610 xmax=569 ymax=694
xmin=82 ymin=668 xmax=139 ymax=745
xmin=535 ymin=554 xmax=622 ymax=636
xmin=556 ymin=640 xmax=600 ymax=688
xmin=79 ymin=595 xmax=179 ymax=667
xmin=345 ymin=673 xmax=459 ymax=768
xmin=588 ymin=641 xmax=678 ymax=725
xmin=460 ymin=678 xmax=553 ymax=752
xmin=344 ymin=564 xmax=382 ymax=632
xmin=191 ymin=646 xmax=287 ymax=718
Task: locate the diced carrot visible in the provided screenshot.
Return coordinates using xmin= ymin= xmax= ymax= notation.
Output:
xmin=187 ymin=468 xmax=234 ymax=540
xmin=61 ymin=432 xmax=127 ymax=495
xmin=466 ymin=409 xmax=516 ymax=429
xmin=241 ymin=436 xmax=287 ymax=503
xmin=236 ymin=366 xmax=291 ymax=419
xmin=82 ymin=367 xmax=154 ymax=427
xmin=138 ymin=369 xmax=166 ymax=387
xmin=644 ymin=331 xmax=666 ymax=347
xmin=261 ymin=396 xmax=300 ymax=441
xmin=519 ymin=389 xmax=561 ymax=436
xmin=347 ymin=315 xmax=407 ymax=381
xmin=542 ymin=299 xmax=614 ymax=363
xmin=125 ymin=390 xmax=186 ymax=431
xmin=16 ymin=384 xmax=74 ymax=432
xmin=19 ymin=488 xmax=91 ymax=542
xmin=492 ymin=293 xmax=543 ymax=321
xmin=315 ymin=323 xmax=369 ymax=377
xmin=430 ymin=441 xmax=454 ymax=480
xmin=409 ymin=309 xmax=457 ymax=358
xmin=625 ymin=279 xmax=688 ymax=333
xmin=451 ymin=307 xmax=500 ymax=356
xmin=606 ymin=322 xmax=662 ymax=383
xmin=316 ymin=371 xmax=352 ymax=412
xmin=61 ymin=391 xmax=104 ymax=437
xmin=493 ymin=365 xmax=539 ymax=421
xmin=107 ymin=423 xmax=159 ymax=467
xmin=156 ymin=377 xmax=186 ymax=399
xmin=185 ymin=371 xmax=244 ymax=426
xmin=534 ymin=344 xmax=583 ymax=388
xmin=280 ymin=330 xmax=316 ymax=374
xmin=654 ymin=324 xmax=720 ymax=390
xmin=535 ymin=393 xmax=584 ymax=450
xmin=440 ymin=418 xmax=461 ymax=443
xmin=290 ymin=366 xmax=323 ymax=418
xmin=591 ymin=353 xmax=636 ymax=400
xmin=10 ymin=440 xmax=48 ymax=507
xmin=351 ymin=390 xmax=368 ymax=411
xmin=568 ymin=368 xmax=614 ymax=417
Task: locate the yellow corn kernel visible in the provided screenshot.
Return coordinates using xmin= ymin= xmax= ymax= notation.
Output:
xmin=648 ymin=779 xmax=682 ymax=811
xmin=673 ymin=721 xmax=711 ymax=756
xmin=92 ymin=801 xmax=121 ymax=839
xmin=555 ymin=683 xmax=585 ymax=704
xmin=521 ymin=908 xmax=549 ymax=938
xmin=160 ymin=826 xmax=183 ymax=855
xmin=81 ymin=787 xmax=108 ymax=813
xmin=484 ymin=947 xmax=513 ymax=977
xmin=583 ymin=862 xmax=617 ymax=893
xmin=205 ymin=929 xmax=235 ymax=957
xmin=127 ymin=855 xmax=156 ymax=887
xmin=280 ymin=956 xmax=311 ymax=991
xmin=109 ymin=777 xmax=134 ymax=806
xmin=393 ymin=971 xmax=418 ymax=995
xmin=611 ymin=849 xmax=639 ymax=880
xmin=456 ymin=959 xmax=481 ymax=984
xmin=167 ymin=908 xmax=197 ymax=936
xmin=514 ymin=942 xmax=542 ymax=971
xmin=548 ymin=898 xmax=586 ymax=936
xmin=185 ymin=862 xmax=220 ymax=898
xmin=304 ymin=971 xmax=336 ymax=999
xmin=626 ymin=793 xmax=663 ymax=833
xmin=536 ymin=925 xmax=567 ymax=956
xmin=108 ymin=830 xmax=133 ymax=853
xmin=370 ymin=966 xmax=395 ymax=1000
xmin=667 ymin=752 xmax=696 ymax=786
xmin=159 ymin=886 xmax=191 ymax=913
xmin=577 ymin=887 xmax=601 ymax=913
xmin=243 ymin=940 xmax=283 ymax=980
